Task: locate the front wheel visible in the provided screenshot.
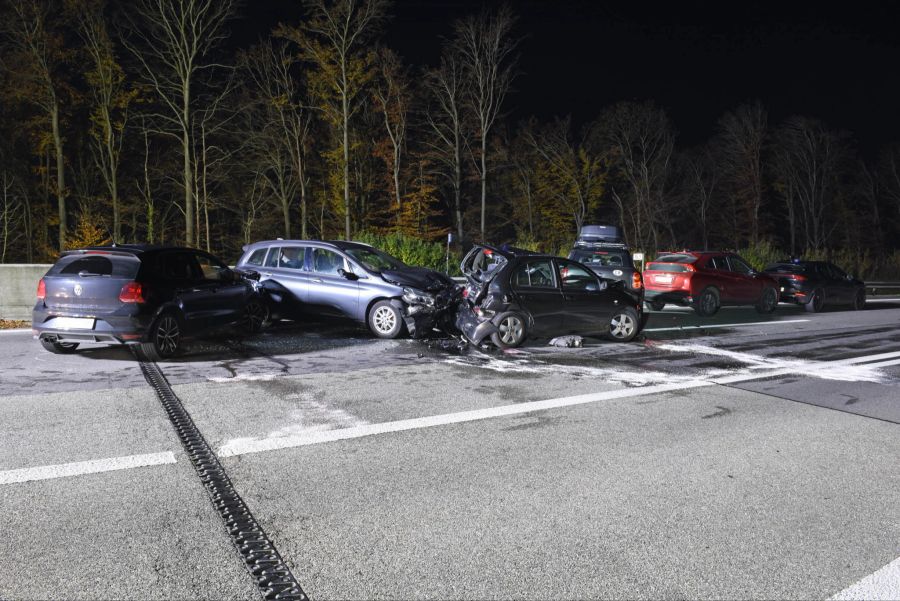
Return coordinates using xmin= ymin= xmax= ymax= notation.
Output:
xmin=40 ymin=339 xmax=79 ymax=354
xmin=140 ymin=313 xmax=181 ymax=362
xmin=242 ymin=298 xmax=269 ymax=334
xmin=490 ymin=312 xmax=527 ymax=349
xmin=804 ymin=288 xmax=825 ymax=313
xmin=756 ymin=287 xmax=778 ymax=314
xmin=607 ymin=307 xmax=640 ymax=342
xmin=368 ymin=300 xmax=403 ymax=339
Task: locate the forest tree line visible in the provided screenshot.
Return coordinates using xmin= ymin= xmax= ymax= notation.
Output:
xmin=1 ymin=0 xmax=899 ymax=276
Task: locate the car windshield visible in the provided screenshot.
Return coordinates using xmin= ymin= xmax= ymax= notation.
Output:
xmin=570 ymin=249 xmax=628 ymax=267
xmin=344 ymin=247 xmax=405 ymax=273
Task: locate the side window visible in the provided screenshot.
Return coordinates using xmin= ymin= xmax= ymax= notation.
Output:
xmin=159 ymin=252 xmax=198 ymax=282
xmin=728 ymin=256 xmax=754 ymax=275
xmin=827 ymin=263 xmax=846 ymax=279
xmin=511 ymin=260 xmax=556 ymax=288
xmin=311 ymin=248 xmax=347 ymax=275
xmin=558 ymin=261 xmax=599 ymax=290
xmin=277 ymin=246 xmax=305 ymax=270
xmin=708 ymin=256 xmax=729 ymax=270
xmin=195 ymin=254 xmax=232 ymax=282
xmin=264 ymin=247 xmax=281 ymax=268
xmin=245 ymin=248 xmax=267 ymax=267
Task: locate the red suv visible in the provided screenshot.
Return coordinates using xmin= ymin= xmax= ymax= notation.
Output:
xmin=643 ymin=251 xmax=779 ymax=316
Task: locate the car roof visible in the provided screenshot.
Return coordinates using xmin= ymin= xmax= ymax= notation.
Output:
xmin=62 ymin=244 xmax=205 ymax=259
xmin=241 ymin=239 xmax=374 ymax=253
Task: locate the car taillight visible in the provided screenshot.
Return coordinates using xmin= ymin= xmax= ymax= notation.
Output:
xmin=462 ymin=288 xmax=469 ymax=298
xmin=789 ymin=274 xmax=807 ymax=282
xmin=119 ymin=281 xmax=146 ymax=303
xmin=684 ymin=264 xmax=696 ymax=272
xmin=37 ymin=278 xmax=46 ymax=300
xmin=632 ymin=272 xmax=643 ymax=289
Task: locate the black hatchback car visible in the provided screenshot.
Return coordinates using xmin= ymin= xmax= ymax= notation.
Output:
xmin=763 ymin=259 xmax=866 ymax=312
xmin=456 ymin=244 xmax=646 ymax=348
xmin=567 ymin=225 xmax=643 ymax=301
xmin=33 ymin=245 xmax=267 ymax=360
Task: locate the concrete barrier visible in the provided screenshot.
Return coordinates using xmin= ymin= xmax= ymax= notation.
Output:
xmin=0 ymin=265 xmax=51 ymax=321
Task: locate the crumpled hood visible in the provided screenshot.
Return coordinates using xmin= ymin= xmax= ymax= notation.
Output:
xmin=381 ymin=267 xmax=454 ymax=292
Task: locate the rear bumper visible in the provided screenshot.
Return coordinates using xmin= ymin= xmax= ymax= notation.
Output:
xmin=644 ymin=289 xmax=693 ymax=305
xmin=455 ymin=306 xmax=499 ymax=345
xmin=32 ymin=307 xmax=152 ymax=344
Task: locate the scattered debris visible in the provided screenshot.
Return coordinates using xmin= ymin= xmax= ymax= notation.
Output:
xmin=548 ymin=335 xmax=584 ymax=348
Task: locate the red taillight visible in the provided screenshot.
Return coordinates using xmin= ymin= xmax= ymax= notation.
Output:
xmin=462 ymin=288 xmax=469 ymax=298
xmin=119 ymin=281 xmax=145 ymax=303
xmin=632 ymin=271 xmax=643 ymax=289
xmin=37 ymin=278 xmax=46 ymax=300
xmin=684 ymin=264 xmax=696 ymax=272
xmin=788 ymin=274 xmax=807 ymax=282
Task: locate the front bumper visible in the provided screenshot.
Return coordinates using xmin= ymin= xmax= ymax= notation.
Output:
xmin=392 ymin=290 xmax=463 ymax=338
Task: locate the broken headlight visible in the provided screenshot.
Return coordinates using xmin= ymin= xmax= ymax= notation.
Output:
xmin=402 ymin=287 xmax=435 ymax=307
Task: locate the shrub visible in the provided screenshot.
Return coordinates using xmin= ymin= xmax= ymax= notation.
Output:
xmin=354 ymin=231 xmax=461 ymax=275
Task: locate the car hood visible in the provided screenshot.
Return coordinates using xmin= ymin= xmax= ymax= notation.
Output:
xmin=381 ymin=267 xmax=455 ymax=292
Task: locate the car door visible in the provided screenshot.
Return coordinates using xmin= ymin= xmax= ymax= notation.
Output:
xmin=306 ymin=247 xmax=359 ymax=318
xmin=193 ymin=252 xmax=248 ymax=328
xmin=705 ymin=255 xmax=740 ymax=302
xmin=727 ymin=255 xmax=762 ymax=302
xmin=556 ymin=259 xmax=615 ymax=335
xmin=258 ymin=245 xmax=309 ymax=312
xmin=508 ymin=259 xmax=564 ymax=335
xmin=822 ymin=262 xmax=852 ymax=303
xmin=157 ymin=251 xmax=213 ymax=334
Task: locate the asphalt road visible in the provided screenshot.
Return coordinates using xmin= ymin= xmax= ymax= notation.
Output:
xmin=1 ymin=299 xmax=899 ymax=600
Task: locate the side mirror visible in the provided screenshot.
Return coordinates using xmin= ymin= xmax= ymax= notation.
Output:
xmin=338 ymin=268 xmax=359 ymax=281
xmin=242 ymin=269 xmax=261 ymax=281
xmin=584 ymin=282 xmax=600 ymax=292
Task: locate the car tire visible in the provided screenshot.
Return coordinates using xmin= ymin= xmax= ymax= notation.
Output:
xmin=243 ymin=298 xmax=269 ymax=334
xmin=755 ymin=287 xmax=778 ymax=314
xmin=805 ymin=288 xmax=825 ymax=313
xmin=490 ymin=312 xmax=528 ymax=349
xmin=607 ymin=307 xmax=640 ymax=342
xmin=40 ymin=339 xmax=79 ymax=354
xmin=647 ymin=299 xmax=665 ymax=312
xmin=140 ymin=312 xmax=181 ymax=361
xmin=852 ymin=289 xmax=866 ymax=311
xmin=693 ymin=287 xmax=720 ymax=317
xmin=368 ymin=300 xmax=403 ymax=339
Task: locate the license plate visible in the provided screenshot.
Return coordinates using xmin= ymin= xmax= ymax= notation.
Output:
xmin=54 ymin=317 xmax=95 ymax=330
xmin=654 ymin=275 xmax=673 ymax=284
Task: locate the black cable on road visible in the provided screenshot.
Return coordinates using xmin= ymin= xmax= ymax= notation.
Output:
xmin=133 ymin=348 xmax=308 ymax=601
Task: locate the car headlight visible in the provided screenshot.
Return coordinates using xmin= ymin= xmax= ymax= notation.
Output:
xmin=402 ymin=287 xmax=435 ymax=306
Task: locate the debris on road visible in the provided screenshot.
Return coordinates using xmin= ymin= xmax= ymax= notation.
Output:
xmin=548 ymin=335 xmax=584 ymax=348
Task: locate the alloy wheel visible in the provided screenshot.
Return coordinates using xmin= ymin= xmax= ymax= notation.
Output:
xmin=610 ymin=312 xmax=636 ymax=339
xmin=155 ymin=316 xmax=180 ymax=357
xmin=373 ymin=306 xmax=397 ymax=334
xmin=244 ymin=301 xmax=267 ymax=333
xmin=701 ymin=292 xmax=717 ymax=315
xmin=498 ymin=315 xmax=524 ymax=345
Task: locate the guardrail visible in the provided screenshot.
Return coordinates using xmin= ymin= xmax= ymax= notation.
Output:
xmin=867 ymin=282 xmax=900 ymax=295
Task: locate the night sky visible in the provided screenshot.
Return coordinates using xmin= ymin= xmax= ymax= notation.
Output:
xmin=241 ymin=0 xmax=900 ymax=154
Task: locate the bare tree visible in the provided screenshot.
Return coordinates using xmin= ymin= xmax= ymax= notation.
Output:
xmin=599 ymin=101 xmax=676 ymax=253
xmin=424 ymin=53 xmax=468 ymax=239
xmin=373 ymin=47 xmax=409 ymax=226
xmin=683 ymin=148 xmax=720 ymax=250
xmin=454 ymin=4 xmax=518 ymax=241
xmin=121 ymin=0 xmax=234 ymax=246
xmin=0 ymin=168 xmax=26 ymax=262
xmin=282 ymin=0 xmax=387 ymax=240
xmin=0 ymin=0 xmax=69 ymax=251
xmin=716 ymin=101 xmax=767 ymax=244
xmin=75 ymin=0 xmax=135 ymax=242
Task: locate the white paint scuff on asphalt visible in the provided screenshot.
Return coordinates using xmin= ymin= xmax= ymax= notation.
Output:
xmin=644 ymin=319 xmax=809 ymax=332
xmin=0 ymin=451 xmax=176 ymax=485
xmin=830 ymin=555 xmax=900 ymax=600
xmin=217 ymin=393 xmax=368 ymax=457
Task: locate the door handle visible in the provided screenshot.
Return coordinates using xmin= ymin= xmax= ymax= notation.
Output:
xmin=311 ymin=278 xmax=323 ymax=283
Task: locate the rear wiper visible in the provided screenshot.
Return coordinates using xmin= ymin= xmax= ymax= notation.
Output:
xmin=77 ymin=271 xmax=107 ymax=277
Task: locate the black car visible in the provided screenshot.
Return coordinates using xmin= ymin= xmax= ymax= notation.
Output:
xmin=33 ymin=245 xmax=267 ymax=360
xmin=456 ymin=244 xmax=645 ymax=348
xmin=567 ymin=225 xmax=643 ymax=301
xmin=763 ymin=259 xmax=866 ymax=312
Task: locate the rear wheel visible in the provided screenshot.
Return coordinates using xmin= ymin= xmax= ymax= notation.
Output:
xmin=647 ymin=299 xmax=665 ymax=312
xmin=755 ymin=287 xmax=778 ymax=314
xmin=805 ymin=288 xmax=825 ymax=313
xmin=607 ymin=307 xmax=640 ymax=342
xmin=40 ymin=339 xmax=79 ymax=354
xmin=491 ymin=312 xmax=527 ymax=349
xmin=852 ymin=289 xmax=866 ymax=311
xmin=140 ymin=313 xmax=181 ymax=361
xmin=693 ymin=287 xmax=720 ymax=317
xmin=368 ymin=300 xmax=403 ymax=339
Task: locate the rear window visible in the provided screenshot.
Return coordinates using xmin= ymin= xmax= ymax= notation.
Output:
xmin=50 ymin=254 xmax=139 ymax=278
xmin=647 ymin=254 xmax=697 ymax=273
xmin=569 ymin=249 xmax=629 ymax=268
xmin=653 ymin=254 xmax=697 ymax=264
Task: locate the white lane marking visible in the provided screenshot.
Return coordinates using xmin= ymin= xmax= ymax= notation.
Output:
xmin=218 ymin=348 xmax=900 ymax=458
xmin=830 ymin=555 xmax=900 ymax=600
xmin=217 ymin=380 xmax=715 ymax=457
xmin=645 ymin=319 xmax=809 ymax=332
xmin=208 ymin=372 xmax=281 ymax=382
xmin=0 ymin=452 xmax=176 ymax=485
